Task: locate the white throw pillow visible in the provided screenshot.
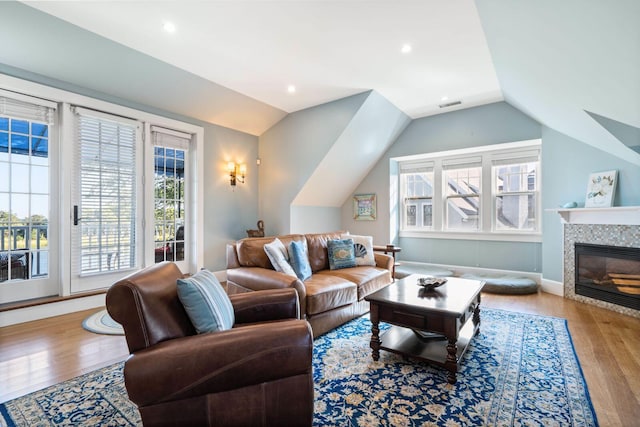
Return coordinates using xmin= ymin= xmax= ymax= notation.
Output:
xmin=341 ymin=233 xmax=376 ymax=266
xmin=264 ymin=238 xmax=297 ymax=277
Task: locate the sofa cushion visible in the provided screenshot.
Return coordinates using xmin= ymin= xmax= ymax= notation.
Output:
xmin=317 ymin=267 xmax=391 ymax=300
xmin=305 ymin=231 xmax=344 ymax=273
xmin=327 ymin=238 xmax=356 ymax=270
xmin=264 ymin=238 xmax=297 ymax=277
xmin=177 ymin=269 xmax=235 ymax=334
xmin=289 ymin=240 xmax=312 ymax=281
xmin=303 ymin=275 xmax=357 ymax=315
xmin=342 ymin=234 xmax=375 ymax=266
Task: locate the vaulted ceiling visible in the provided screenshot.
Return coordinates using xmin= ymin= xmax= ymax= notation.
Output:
xmin=16 ymin=0 xmax=640 ymax=164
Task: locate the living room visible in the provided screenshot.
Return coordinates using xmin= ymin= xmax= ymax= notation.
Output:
xmin=0 ymin=1 xmax=639 ymax=426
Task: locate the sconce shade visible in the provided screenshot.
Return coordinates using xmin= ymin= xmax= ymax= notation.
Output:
xmin=227 ymin=161 xmax=246 ymax=187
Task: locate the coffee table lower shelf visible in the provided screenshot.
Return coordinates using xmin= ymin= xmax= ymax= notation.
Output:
xmin=378 ymin=318 xmax=478 ymax=376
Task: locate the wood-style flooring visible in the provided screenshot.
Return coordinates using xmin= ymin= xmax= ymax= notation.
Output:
xmin=1 ymin=291 xmax=639 ymax=426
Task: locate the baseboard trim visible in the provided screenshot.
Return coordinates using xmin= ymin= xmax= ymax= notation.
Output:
xmin=540 ymin=278 xmax=564 ymax=296
xmin=0 ymin=293 xmax=106 ymax=327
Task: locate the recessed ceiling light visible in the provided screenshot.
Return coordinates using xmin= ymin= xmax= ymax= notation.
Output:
xmin=441 ymin=96 xmax=449 ymax=101
xmin=401 ymin=44 xmax=412 ymax=54
xmin=163 ymin=21 xmax=176 ymax=33
xmin=287 ymin=85 xmax=296 ymax=94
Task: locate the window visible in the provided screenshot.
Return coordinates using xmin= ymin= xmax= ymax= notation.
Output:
xmin=493 ymin=156 xmax=538 ymax=232
xmin=151 ymin=126 xmax=190 ymax=266
xmin=400 ymin=162 xmax=434 ymax=229
xmin=1 ymin=74 xmax=204 ymax=303
xmin=443 ymin=157 xmax=481 ymax=231
xmin=0 ymin=92 xmax=54 ymax=283
xmin=397 ymin=140 xmax=541 ymax=241
xmin=71 ymin=107 xmax=141 ymax=292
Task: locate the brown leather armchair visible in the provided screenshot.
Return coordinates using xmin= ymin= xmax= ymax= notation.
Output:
xmin=106 ymin=262 xmax=314 ymax=427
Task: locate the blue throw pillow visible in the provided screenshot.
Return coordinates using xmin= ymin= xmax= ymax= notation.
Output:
xmin=177 ymin=269 xmax=235 ymax=334
xmin=289 ymin=240 xmax=312 ymax=281
xmin=327 ymin=238 xmax=356 ymax=270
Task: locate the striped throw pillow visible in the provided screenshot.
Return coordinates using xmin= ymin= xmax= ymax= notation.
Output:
xmin=177 ymin=269 xmax=235 ymax=333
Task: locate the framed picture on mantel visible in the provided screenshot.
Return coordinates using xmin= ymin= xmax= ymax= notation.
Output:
xmin=584 ymin=170 xmax=617 ymax=208
xmin=353 ymin=193 xmax=376 ymax=220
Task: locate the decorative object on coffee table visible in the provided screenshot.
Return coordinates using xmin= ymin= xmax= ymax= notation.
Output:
xmin=353 ymin=193 xmax=376 ymax=220
xmin=585 ymin=169 xmax=617 ymax=207
xmin=416 ymin=276 xmax=447 ymax=291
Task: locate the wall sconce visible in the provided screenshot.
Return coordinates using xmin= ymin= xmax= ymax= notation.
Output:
xmin=227 ymin=162 xmax=246 ymax=186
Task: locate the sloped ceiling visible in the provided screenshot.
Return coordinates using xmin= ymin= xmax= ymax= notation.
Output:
xmin=5 ymin=1 xmax=639 ymax=164
xmin=476 ymin=0 xmax=640 ymax=165
xmin=19 ymin=0 xmax=502 ymax=134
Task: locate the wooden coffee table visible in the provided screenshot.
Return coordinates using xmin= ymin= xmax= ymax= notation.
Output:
xmin=365 ymin=274 xmax=483 ymax=384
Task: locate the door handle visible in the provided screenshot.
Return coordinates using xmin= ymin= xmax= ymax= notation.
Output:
xmin=73 ymin=205 xmax=81 ymax=226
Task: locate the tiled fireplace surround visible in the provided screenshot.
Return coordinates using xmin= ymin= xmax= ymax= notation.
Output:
xmin=563 ymin=220 xmax=640 ymax=319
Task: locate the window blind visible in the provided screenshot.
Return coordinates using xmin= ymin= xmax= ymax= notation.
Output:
xmin=0 ymin=89 xmax=56 ymax=123
xmin=399 ymin=160 xmax=434 ymax=173
xmin=73 ymin=107 xmax=138 ymax=275
xmin=151 ymin=125 xmax=192 ymax=149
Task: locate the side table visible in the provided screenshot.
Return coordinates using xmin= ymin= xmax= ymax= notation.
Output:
xmin=373 ymin=244 xmax=401 ymax=279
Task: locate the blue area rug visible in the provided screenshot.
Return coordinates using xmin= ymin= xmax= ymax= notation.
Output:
xmin=0 ymin=308 xmax=597 ymax=426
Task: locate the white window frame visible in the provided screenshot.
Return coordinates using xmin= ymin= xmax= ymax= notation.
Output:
xmin=144 ymin=124 xmax=194 ymax=272
xmin=396 ymin=139 xmax=542 ymax=243
xmin=0 ymin=89 xmax=59 ymax=303
xmin=0 ymin=73 xmax=204 ymax=299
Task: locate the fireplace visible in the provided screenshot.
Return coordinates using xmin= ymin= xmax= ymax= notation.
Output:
xmin=575 ymin=243 xmax=640 ymax=311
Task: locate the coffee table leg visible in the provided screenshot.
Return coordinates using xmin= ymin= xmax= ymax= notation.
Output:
xmin=370 ymin=304 xmax=381 ymax=361
xmin=445 ymin=338 xmax=458 ymax=384
xmin=473 ymin=303 xmax=481 ymax=336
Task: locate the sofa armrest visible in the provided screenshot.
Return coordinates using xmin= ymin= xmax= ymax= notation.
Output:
xmin=230 ymin=288 xmax=300 ymax=323
xmin=124 ymin=319 xmax=312 ymax=407
xmin=374 ymin=252 xmax=393 ymax=271
xmin=227 ymin=267 xmax=307 ymax=315
xmin=226 ymin=243 xmax=241 ymax=269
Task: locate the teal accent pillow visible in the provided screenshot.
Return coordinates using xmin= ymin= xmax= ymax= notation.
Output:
xmin=327 ymin=238 xmax=356 ymax=270
xmin=289 ymin=240 xmax=312 ymax=281
xmin=177 ymin=269 xmax=235 ymax=334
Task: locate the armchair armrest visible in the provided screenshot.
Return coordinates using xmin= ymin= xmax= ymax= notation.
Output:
xmin=124 ymin=319 xmax=312 ymax=407
xmin=230 ymin=288 xmax=300 ymax=324
xmin=227 ymin=267 xmax=307 ymax=315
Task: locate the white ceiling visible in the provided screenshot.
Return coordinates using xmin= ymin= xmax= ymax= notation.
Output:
xmin=19 ymin=0 xmax=640 ymax=165
xmin=22 ymin=0 xmax=502 ymax=122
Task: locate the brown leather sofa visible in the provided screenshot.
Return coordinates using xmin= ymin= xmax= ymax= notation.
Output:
xmin=106 ymin=262 xmax=314 ymax=427
xmin=226 ymin=231 xmax=393 ymax=336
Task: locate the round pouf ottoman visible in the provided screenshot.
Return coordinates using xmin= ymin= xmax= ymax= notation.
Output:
xmin=460 ymin=273 xmax=538 ymax=294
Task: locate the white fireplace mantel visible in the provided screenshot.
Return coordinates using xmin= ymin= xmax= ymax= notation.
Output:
xmin=548 ymin=206 xmax=640 ymax=225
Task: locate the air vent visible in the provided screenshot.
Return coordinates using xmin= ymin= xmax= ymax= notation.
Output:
xmin=439 ymin=100 xmax=462 ymax=108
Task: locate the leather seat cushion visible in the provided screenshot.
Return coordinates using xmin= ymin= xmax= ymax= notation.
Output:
xmin=303 ymin=275 xmax=357 ymax=315
xmin=317 ymin=267 xmax=392 ymax=300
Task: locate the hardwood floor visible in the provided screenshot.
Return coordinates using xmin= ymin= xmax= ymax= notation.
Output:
xmin=1 ymin=292 xmax=639 ymax=426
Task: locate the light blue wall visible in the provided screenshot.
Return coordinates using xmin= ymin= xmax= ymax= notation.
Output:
xmin=541 ymin=126 xmax=640 ymax=281
xmin=258 ymin=92 xmax=370 ymax=235
xmin=343 ymin=101 xmax=544 ymax=273
xmin=291 ymin=206 xmax=342 ymax=234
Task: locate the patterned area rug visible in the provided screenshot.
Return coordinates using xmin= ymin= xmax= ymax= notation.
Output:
xmin=0 ymin=309 xmax=597 ymax=426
